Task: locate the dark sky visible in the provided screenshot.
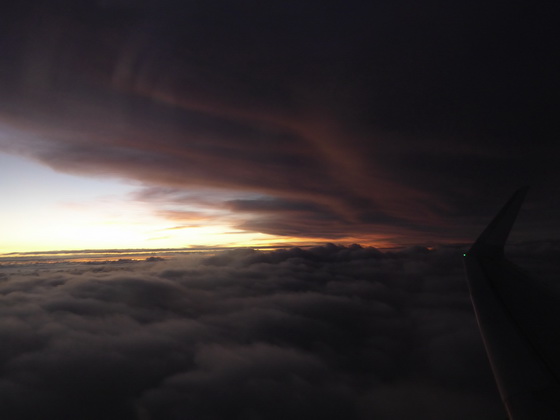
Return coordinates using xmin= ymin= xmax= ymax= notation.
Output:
xmin=0 ymin=0 xmax=558 ymax=246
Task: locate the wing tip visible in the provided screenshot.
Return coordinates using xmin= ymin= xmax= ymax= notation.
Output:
xmin=469 ymin=186 xmax=529 ymax=258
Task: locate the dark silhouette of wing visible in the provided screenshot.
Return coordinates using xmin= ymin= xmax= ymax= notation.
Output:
xmin=464 ymin=187 xmax=560 ymax=419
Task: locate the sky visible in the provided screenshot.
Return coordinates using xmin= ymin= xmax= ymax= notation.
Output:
xmin=0 ymin=0 xmax=558 ymax=253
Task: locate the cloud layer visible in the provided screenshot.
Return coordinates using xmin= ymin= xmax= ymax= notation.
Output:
xmin=0 ymin=245 xmax=506 ymax=419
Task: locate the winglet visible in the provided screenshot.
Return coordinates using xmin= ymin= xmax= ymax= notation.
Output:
xmin=469 ymin=186 xmax=529 ymax=259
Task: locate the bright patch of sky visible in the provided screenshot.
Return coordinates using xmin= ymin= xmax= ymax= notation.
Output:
xmin=0 ymin=152 xmax=285 ymax=253
xmin=0 ymin=151 xmax=143 ymax=251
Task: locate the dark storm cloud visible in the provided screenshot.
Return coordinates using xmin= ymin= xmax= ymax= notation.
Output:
xmin=0 ymin=0 xmax=558 ymax=242
xmin=0 ymin=245 xmax=506 ymax=419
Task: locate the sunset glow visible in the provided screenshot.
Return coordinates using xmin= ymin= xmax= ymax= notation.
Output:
xmin=0 ymin=152 xmax=273 ymax=252
xmin=0 ymin=152 xmax=395 ymax=254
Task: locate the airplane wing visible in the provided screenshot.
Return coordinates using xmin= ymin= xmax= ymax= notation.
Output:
xmin=464 ymin=187 xmax=560 ymax=419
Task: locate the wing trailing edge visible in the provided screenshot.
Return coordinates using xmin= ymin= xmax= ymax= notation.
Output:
xmin=464 ymin=188 xmax=560 ymax=419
